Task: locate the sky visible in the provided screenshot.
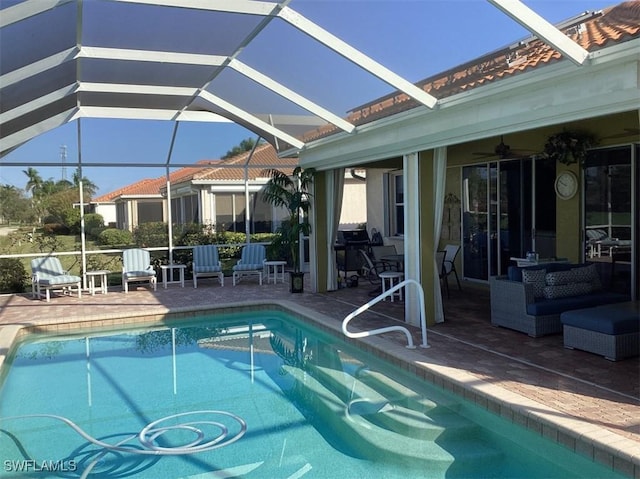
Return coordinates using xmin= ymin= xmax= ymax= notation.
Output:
xmin=0 ymin=0 xmax=618 ymax=197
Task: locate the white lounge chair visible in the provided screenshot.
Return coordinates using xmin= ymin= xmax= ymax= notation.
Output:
xmin=122 ymin=248 xmax=157 ymax=293
xmin=193 ymin=245 xmax=224 ymax=288
xmin=31 ymin=257 xmax=82 ymax=302
xmin=232 ymin=244 xmax=266 ymax=286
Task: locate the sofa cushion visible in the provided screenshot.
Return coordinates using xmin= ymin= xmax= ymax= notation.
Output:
xmin=570 ymin=264 xmax=602 ymax=291
xmin=543 ymin=282 xmax=591 ymax=299
xmin=522 ymin=269 xmax=546 ymax=298
xmin=526 ymin=292 xmax=630 ymax=316
xmin=508 ymin=262 xmax=572 ymax=282
xmin=561 ymin=302 xmax=640 ymax=335
xmin=545 ymin=269 xmax=578 ymax=286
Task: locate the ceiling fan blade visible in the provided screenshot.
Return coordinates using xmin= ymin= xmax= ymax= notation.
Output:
xmin=602 ymin=128 xmax=640 ymax=140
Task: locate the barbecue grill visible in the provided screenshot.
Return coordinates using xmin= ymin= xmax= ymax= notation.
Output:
xmin=335 ymin=230 xmax=370 ymax=279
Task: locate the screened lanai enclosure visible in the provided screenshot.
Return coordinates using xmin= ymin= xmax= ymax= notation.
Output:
xmin=1 ymin=0 xmax=638 ymax=318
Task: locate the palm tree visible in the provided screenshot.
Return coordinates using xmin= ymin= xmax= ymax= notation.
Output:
xmin=23 ymin=167 xmax=42 ymax=197
xmin=261 ymin=167 xmax=315 ymax=273
xmin=72 ymin=168 xmax=97 ymax=199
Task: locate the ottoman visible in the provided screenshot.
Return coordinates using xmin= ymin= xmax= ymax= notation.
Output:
xmin=560 ymin=301 xmax=639 ymax=361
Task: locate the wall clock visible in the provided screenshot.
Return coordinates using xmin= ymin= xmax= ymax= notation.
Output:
xmin=554 ymin=171 xmax=578 ymax=200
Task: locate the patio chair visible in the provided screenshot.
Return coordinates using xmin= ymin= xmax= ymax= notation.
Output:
xmin=122 ymin=248 xmax=157 ymax=293
xmin=441 ymin=244 xmax=462 ymax=292
xmin=232 ymin=244 xmax=266 ymax=286
xmin=193 ymin=245 xmax=224 ymax=288
xmin=436 ymin=250 xmax=449 ymax=298
xmin=31 ymin=257 xmax=82 ymax=302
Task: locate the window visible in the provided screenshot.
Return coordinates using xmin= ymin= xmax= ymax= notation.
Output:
xmin=389 ymin=171 xmax=404 ymax=236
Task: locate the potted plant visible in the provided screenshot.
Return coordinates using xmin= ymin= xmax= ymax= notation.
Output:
xmin=543 ymin=129 xmax=597 ymax=165
xmin=262 ymin=166 xmax=315 ymax=293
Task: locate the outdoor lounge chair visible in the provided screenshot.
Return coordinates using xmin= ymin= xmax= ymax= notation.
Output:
xmin=31 ymin=256 xmax=82 ymax=302
xmin=232 ymin=244 xmax=266 ymax=286
xmin=122 ymin=248 xmax=157 ymax=293
xmin=360 ymin=249 xmax=394 ymax=284
xmin=193 ymin=245 xmax=224 ymax=288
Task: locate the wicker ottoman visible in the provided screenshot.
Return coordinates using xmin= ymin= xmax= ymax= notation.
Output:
xmin=560 ymin=302 xmax=639 ymax=361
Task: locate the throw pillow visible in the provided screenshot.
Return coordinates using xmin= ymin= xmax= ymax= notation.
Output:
xmin=571 ymin=264 xmax=602 ymax=291
xmin=545 ymin=269 xmax=577 ymax=286
xmin=543 ymin=282 xmax=592 ymax=299
xmin=522 ymin=269 xmax=546 ymax=298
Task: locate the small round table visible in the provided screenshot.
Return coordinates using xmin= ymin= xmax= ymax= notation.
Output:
xmin=379 ymin=271 xmax=404 ymax=302
xmin=264 ymin=261 xmax=287 ymax=284
xmin=86 ymin=270 xmax=110 ymax=295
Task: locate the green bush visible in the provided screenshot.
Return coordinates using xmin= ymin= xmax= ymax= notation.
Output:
xmin=98 ymin=228 xmax=133 ymax=246
xmin=84 ymin=213 xmax=105 ymax=239
xmin=0 ymin=258 xmax=29 ymax=293
xmin=134 ymin=222 xmax=168 ymax=248
xmin=62 ymin=208 xmax=81 ymax=234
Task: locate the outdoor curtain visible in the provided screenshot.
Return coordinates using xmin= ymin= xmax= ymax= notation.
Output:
xmin=326 ymin=168 xmax=345 ymax=291
xmin=433 ymin=147 xmax=447 ymax=323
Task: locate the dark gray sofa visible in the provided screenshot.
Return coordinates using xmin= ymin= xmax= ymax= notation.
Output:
xmin=489 ymin=262 xmax=629 ymax=337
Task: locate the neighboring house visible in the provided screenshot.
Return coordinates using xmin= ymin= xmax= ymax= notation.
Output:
xmin=98 ymin=144 xmax=366 ymax=233
xmin=299 ymin=2 xmax=639 ymax=322
xmin=86 ymin=190 xmax=118 ymax=228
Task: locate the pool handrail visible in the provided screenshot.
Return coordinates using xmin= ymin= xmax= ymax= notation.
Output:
xmin=342 ymin=278 xmax=429 ymax=349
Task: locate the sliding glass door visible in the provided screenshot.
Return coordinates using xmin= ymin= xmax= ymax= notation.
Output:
xmin=584 ymin=146 xmax=636 ymax=297
xmin=462 ymin=157 xmax=556 ymax=281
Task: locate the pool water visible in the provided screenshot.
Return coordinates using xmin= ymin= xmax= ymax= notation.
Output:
xmin=0 ymin=310 xmax=627 ymax=479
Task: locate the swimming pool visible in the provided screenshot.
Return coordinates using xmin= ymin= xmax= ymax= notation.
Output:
xmin=0 ymin=309 xmax=628 ymax=479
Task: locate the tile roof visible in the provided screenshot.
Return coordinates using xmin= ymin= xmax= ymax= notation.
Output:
xmin=303 ymin=1 xmax=640 ymax=142
xmin=94 ymin=144 xmax=298 ymax=199
xmin=192 ymin=143 xmax=297 ymax=182
xmin=92 ymin=178 xmax=164 ymax=202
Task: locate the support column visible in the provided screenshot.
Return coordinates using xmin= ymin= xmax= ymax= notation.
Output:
xmin=403 ymin=152 xmax=421 ymax=327
xmin=418 ymin=150 xmax=439 ymax=327
xmin=311 ymin=170 xmax=328 ymax=293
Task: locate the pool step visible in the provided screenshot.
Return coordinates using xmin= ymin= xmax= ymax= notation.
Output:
xmin=309 ymin=364 xmax=476 ymax=440
xmin=282 ymin=365 xmax=502 ymax=474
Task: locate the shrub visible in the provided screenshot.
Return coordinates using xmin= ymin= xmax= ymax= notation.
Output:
xmin=43 ymin=223 xmax=70 ymax=235
xmin=61 ymin=208 xmax=81 ymax=234
xmin=134 ymin=222 xmax=168 ymax=247
xmin=84 ymin=213 xmax=105 ymax=239
xmin=98 ymin=228 xmax=133 ymax=246
xmin=0 ymin=258 xmax=29 ymax=293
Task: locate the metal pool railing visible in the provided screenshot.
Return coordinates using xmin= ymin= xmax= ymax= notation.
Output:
xmin=341 ymin=279 xmax=429 ymax=349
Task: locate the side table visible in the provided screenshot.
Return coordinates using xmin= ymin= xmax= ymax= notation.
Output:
xmin=160 ymin=264 xmax=186 ymax=289
xmin=264 ymin=260 xmax=287 ymax=284
xmin=86 ymin=270 xmax=110 ymax=295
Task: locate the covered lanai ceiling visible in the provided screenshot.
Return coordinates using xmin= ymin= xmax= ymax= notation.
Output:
xmin=1 ymin=0 xmax=593 ymax=160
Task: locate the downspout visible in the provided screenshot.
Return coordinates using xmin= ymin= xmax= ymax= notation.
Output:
xmin=349 ymin=168 xmax=366 ymax=182
xmin=244 ymin=136 xmax=262 ymax=244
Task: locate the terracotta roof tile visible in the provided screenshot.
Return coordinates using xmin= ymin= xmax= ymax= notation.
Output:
xmin=98 ymin=144 xmax=298 ymax=198
xmin=303 ymin=1 xmax=640 ymax=142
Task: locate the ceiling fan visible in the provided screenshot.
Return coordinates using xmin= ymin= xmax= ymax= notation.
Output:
xmin=601 ymin=128 xmax=640 ymax=140
xmin=473 ymin=135 xmax=535 ymax=159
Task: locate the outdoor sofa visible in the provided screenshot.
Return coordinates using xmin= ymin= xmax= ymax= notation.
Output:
xmin=489 ymin=262 xmax=629 ymax=337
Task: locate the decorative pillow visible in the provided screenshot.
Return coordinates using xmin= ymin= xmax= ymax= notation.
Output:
xmin=545 ymin=270 xmax=577 ymax=286
xmin=522 ymin=269 xmax=546 ymax=298
xmin=543 ymin=282 xmax=592 ymax=299
xmin=571 ymin=264 xmax=602 ymax=291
